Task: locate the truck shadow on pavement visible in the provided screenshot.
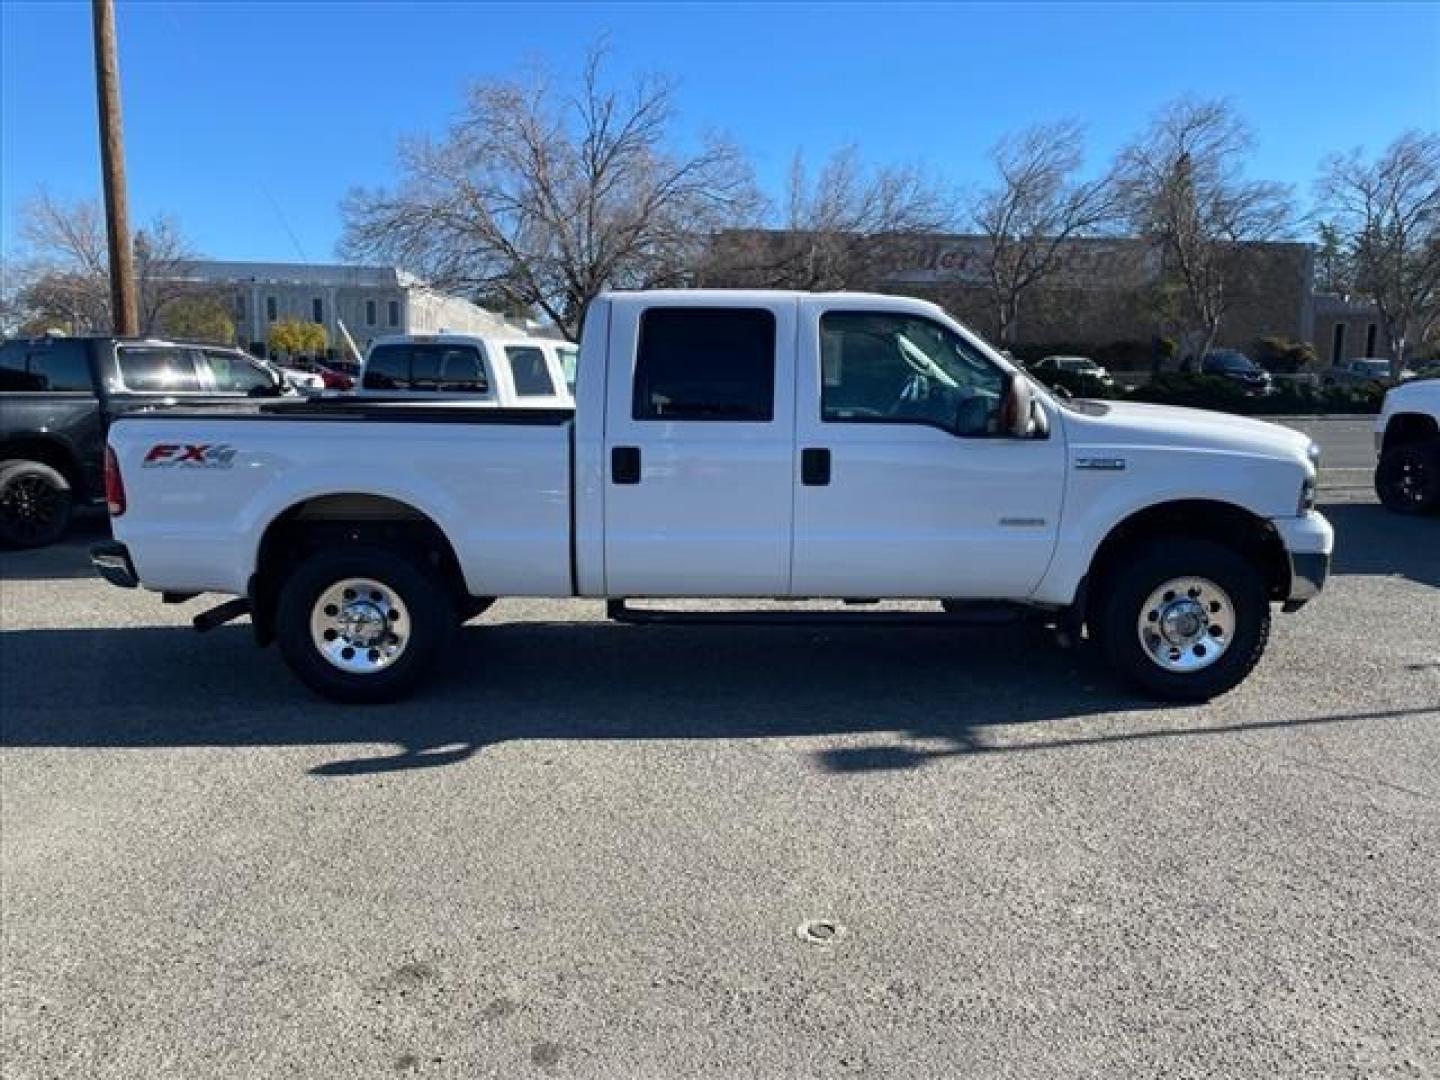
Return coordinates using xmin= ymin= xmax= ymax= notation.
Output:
xmin=0 ymin=515 xmax=112 ymax=581
xmin=2 ymin=618 xmax=1432 ymax=777
xmin=1321 ymin=501 xmax=1439 ymax=589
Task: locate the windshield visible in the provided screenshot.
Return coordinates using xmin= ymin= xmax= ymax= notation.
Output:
xmin=1355 ymin=360 xmax=1389 ymax=375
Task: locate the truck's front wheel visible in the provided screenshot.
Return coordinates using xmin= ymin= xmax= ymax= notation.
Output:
xmin=1375 ymin=441 xmax=1440 ymax=514
xmin=275 ymin=545 xmax=455 ymax=703
xmin=1095 ymin=540 xmax=1270 ymax=701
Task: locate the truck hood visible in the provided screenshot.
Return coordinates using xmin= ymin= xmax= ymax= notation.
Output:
xmin=1385 ymin=377 xmax=1440 ymax=410
xmin=1068 ymin=399 xmax=1315 ymax=466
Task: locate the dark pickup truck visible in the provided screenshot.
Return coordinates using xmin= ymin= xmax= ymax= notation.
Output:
xmin=0 ymin=335 xmax=292 ymax=547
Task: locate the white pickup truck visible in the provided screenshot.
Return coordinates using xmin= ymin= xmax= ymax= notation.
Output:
xmin=1374 ymin=377 xmax=1440 ymax=513
xmin=93 ymin=290 xmax=1332 ymax=703
xmin=359 ymin=333 xmax=574 ymax=408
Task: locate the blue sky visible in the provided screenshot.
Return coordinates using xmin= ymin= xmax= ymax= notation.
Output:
xmin=2 ymin=1 xmax=1437 ymax=264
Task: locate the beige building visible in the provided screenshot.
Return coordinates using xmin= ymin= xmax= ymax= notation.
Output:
xmin=1311 ymin=293 xmax=1385 ymax=364
xmin=175 ymin=260 xmax=525 ymax=359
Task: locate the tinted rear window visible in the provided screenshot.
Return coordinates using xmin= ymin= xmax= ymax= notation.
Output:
xmin=364 ymin=344 xmax=488 ymax=392
xmin=0 ymin=340 xmax=92 ymax=392
xmin=505 ymin=346 xmax=555 ymax=397
xmin=116 ymin=347 xmax=203 ymax=392
xmin=633 ymin=308 xmax=775 ymax=421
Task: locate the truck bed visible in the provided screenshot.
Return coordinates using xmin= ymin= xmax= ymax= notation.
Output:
xmin=108 ymin=399 xmax=576 ymax=599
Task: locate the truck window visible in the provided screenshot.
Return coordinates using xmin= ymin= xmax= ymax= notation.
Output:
xmin=819 ymin=312 xmax=1005 ymax=437
xmin=505 ymin=346 xmax=555 ymax=397
xmin=116 ymin=347 xmax=204 ymax=393
xmin=363 ymin=344 xmax=409 ymax=390
xmin=199 ymin=349 xmax=277 ymax=394
xmin=557 ymin=344 xmax=578 ymax=393
xmin=366 ymin=343 xmax=487 ymax=392
xmin=417 ymin=346 xmax=487 ymax=392
xmin=633 ymin=307 xmax=775 ymax=421
xmin=0 ymin=340 xmax=91 ymax=392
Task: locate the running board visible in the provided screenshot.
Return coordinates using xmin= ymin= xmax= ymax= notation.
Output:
xmin=193 ymin=597 xmax=251 ymax=633
xmin=604 ymin=599 xmax=1031 ymax=627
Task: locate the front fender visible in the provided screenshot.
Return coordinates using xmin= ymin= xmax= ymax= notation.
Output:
xmin=1033 ymin=446 xmax=1309 ymax=606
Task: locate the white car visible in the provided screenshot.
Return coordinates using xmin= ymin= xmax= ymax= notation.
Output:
xmin=1374 ymin=376 xmax=1440 ymax=513
xmin=358 ymin=333 xmax=573 ymax=408
xmin=271 ymin=363 xmax=325 ymax=393
xmin=1035 ymin=355 xmax=1115 ymax=388
xmin=93 ymin=289 xmax=1331 ymax=704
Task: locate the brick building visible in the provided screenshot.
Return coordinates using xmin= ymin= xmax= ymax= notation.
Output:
xmin=705 ymin=230 xmax=1370 ymax=364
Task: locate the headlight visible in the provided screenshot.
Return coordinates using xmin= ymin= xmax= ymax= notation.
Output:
xmin=1306 ymin=441 xmax=1321 ymax=466
xmin=1299 ymin=476 xmax=1316 ymax=513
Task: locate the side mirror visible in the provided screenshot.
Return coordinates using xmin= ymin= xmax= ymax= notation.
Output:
xmin=1001 ymin=372 xmax=1035 ymax=437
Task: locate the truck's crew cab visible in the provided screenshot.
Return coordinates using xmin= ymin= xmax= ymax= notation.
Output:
xmin=360 ymin=333 xmax=574 ymax=408
xmin=1374 ymin=377 xmax=1440 ymax=513
xmin=0 ymin=334 xmax=290 ymax=547
xmin=94 ymin=291 xmax=1332 ymax=703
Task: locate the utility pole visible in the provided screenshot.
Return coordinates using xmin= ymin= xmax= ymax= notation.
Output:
xmin=91 ymin=0 xmax=138 ymax=335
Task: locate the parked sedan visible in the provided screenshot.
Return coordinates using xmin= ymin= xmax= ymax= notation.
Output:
xmin=1200 ymin=350 xmax=1274 ymax=394
xmin=1032 ymin=355 xmax=1116 ymax=388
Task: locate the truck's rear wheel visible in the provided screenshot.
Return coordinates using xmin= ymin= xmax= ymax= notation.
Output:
xmin=0 ymin=460 xmax=73 ymax=549
xmin=275 ymin=545 xmax=455 ymax=703
xmin=1095 ymin=539 xmax=1270 ymax=701
xmin=1375 ymin=441 xmax=1440 ymax=514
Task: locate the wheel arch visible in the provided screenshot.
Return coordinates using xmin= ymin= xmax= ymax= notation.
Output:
xmin=250 ymin=492 xmax=467 ymax=645
xmin=1381 ymin=411 xmax=1440 ymax=454
xmin=1077 ymin=498 xmax=1290 ymax=629
xmin=0 ymin=435 xmax=83 ymax=490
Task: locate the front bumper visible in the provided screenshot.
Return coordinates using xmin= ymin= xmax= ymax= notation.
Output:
xmin=91 ymin=541 xmax=139 ymax=589
xmin=1271 ymin=511 xmax=1334 ymax=610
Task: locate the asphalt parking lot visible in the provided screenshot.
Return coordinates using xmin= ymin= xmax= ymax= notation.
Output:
xmin=2 ymin=418 xmax=1437 ymax=1078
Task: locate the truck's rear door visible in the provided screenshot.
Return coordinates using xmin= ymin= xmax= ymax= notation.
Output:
xmin=601 ymin=297 xmax=797 ymax=596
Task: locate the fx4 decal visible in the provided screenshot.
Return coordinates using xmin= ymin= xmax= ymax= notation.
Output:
xmin=142 ymin=443 xmax=238 ymax=469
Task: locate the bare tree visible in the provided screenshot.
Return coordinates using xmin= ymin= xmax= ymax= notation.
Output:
xmin=340 ymin=48 xmax=759 ymax=339
xmin=1317 ymin=131 xmax=1440 ymax=375
xmin=1115 ymin=99 xmax=1293 ymax=360
xmin=13 ymin=191 xmax=197 ymax=334
xmin=703 ymin=147 xmax=952 ymax=289
xmin=971 ymin=121 xmax=1118 ymax=346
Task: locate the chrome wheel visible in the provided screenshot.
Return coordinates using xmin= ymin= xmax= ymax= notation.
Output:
xmin=309 ymin=577 xmax=410 ymax=674
xmin=1136 ymin=576 xmax=1234 ymax=673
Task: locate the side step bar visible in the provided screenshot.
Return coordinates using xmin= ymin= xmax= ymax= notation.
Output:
xmin=604 ymin=599 xmax=1032 ymax=628
xmin=193 ymin=597 xmax=251 ymax=633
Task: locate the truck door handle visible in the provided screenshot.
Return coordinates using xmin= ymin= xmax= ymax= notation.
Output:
xmin=801 ymin=447 xmax=831 ymax=486
xmin=611 ymin=446 xmax=642 ymax=485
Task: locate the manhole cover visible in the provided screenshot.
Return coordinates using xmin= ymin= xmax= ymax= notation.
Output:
xmin=796 ymin=919 xmax=846 ymax=945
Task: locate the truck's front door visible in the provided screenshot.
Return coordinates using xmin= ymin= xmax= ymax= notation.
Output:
xmin=791 ymin=303 xmax=1065 ymax=599
xmin=603 ymin=299 xmax=796 ymax=596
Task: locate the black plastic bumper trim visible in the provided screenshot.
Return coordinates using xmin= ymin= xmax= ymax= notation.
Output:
xmin=90 ymin=541 xmax=139 ymax=589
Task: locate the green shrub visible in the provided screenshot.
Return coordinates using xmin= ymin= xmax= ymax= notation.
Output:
xmin=1131 ymin=373 xmax=1251 ymax=411
xmin=1032 ymin=368 xmax=1119 ymax=399
xmin=1128 ymin=372 xmax=1383 ymax=415
xmin=1253 ymin=337 xmax=1317 ymax=375
xmin=1092 ymin=339 xmax=1155 ymax=371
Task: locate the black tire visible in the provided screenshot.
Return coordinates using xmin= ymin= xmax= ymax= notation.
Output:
xmin=0 ymin=460 xmax=73 ymax=549
xmin=274 ymin=545 xmax=456 ymax=703
xmin=1094 ymin=539 xmax=1270 ymax=702
xmin=1374 ymin=441 xmax=1440 ymax=515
